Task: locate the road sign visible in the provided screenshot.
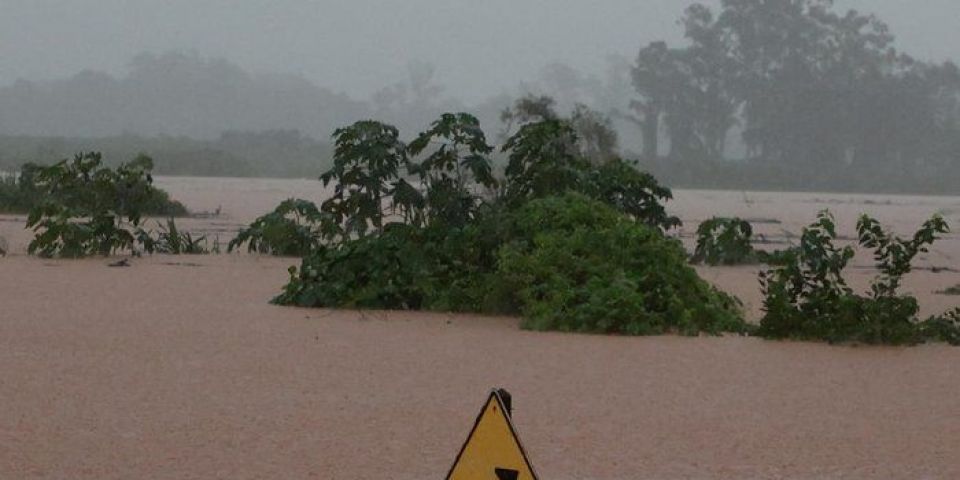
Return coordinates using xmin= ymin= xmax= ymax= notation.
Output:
xmin=445 ymin=389 xmax=539 ymax=480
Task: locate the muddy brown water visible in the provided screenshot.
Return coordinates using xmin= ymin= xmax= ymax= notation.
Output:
xmin=2 ymin=177 xmax=959 ymax=479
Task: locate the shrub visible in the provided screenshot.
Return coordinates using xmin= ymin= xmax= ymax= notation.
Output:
xmin=228 ymin=199 xmax=336 ymax=256
xmin=273 ymin=114 xmax=744 ymax=339
xmin=2 ymin=160 xmax=186 ymax=216
xmin=273 ymin=223 xmax=430 ymax=309
xmin=142 ymin=188 xmax=188 ymax=217
xmin=691 ymin=217 xmax=756 ymax=265
xmin=407 ymin=113 xmax=497 ymax=228
xmin=273 ymin=211 xmax=509 ymax=313
xmin=320 ymin=121 xmax=408 ymax=238
xmin=920 ymin=309 xmax=960 ymax=345
xmin=501 ymin=120 xmax=587 ymax=204
xmin=497 ymin=194 xmax=747 ymax=335
xmin=275 ymin=194 xmax=747 ymax=337
xmin=25 ymin=153 xmax=185 ymax=257
xmin=500 ymin=119 xmax=680 ymax=231
xmin=757 ymin=210 xmax=959 ymax=345
xmin=140 ymin=218 xmax=209 ymax=254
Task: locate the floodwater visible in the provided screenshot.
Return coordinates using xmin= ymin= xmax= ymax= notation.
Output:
xmin=1 ymin=177 xmax=959 ymax=479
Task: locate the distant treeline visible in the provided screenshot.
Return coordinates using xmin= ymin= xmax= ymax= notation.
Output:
xmin=627 ymin=1 xmax=960 ymax=195
xmin=0 ymin=130 xmax=332 ymax=178
xmin=1 ymin=1 xmax=959 ymax=194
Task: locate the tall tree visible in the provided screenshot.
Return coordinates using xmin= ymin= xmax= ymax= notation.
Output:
xmin=630 ymin=41 xmax=676 ymax=158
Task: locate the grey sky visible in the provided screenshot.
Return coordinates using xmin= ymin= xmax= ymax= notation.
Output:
xmin=2 ymin=0 xmax=958 ymax=102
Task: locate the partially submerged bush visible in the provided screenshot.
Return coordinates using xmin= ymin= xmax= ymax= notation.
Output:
xmin=25 ymin=153 xmax=186 ymax=257
xmin=140 ymin=218 xmax=209 ymax=254
xmin=276 ymin=193 xmax=748 ymax=336
xmin=320 ymin=121 xmax=408 ymax=238
xmin=407 ymin=112 xmax=498 ymax=228
xmin=691 ymin=217 xmax=756 ymax=265
xmin=500 ymin=120 xmax=680 ymax=231
xmin=498 ymin=194 xmax=746 ymax=335
xmin=264 ymin=112 xmax=960 ymax=346
xmin=274 ymin=223 xmax=431 ymax=309
xmin=271 ymin=113 xmax=749 ymax=337
xmin=228 ymin=199 xmax=336 ymax=256
xmin=586 ymin=158 xmax=681 ymax=230
xmin=920 ymin=309 xmax=960 ymax=345
xmin=2 ymin=160 xmax=186 ymax=216
xmin=758 ymin=211 xmax=958 ymax=345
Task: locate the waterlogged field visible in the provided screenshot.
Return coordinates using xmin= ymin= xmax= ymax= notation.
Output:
xmin=2 ymin=177 xmax=960 ymax=479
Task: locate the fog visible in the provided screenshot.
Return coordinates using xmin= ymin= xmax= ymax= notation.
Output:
xmin=1 ymin=1 xmax=959 ymax=192
xmin=2 ymin=0 xmax=957 ymax=103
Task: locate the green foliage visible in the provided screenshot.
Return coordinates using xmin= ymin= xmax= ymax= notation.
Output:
xmin=500 ymin=117 xmax=681 ymax=231
xmin=586 ymin=158 xmax=681 ymax=230
xmin=407 ymin=113 xmax=497 ymax=227
xmin=692 ymin=217 xmax=755 ymax=265
xmin=141 ymin=188 xmax=188 ymax=217
xmin=758 ymin=211 xmax=959 ymax=345
xmin=28 ymin=203 xmax=137 ymax=258
xmin=228 ymin=199 xmax=336 ymax=256
xmin=274 ymin=114 xmax=744 ymax=338
xmin=24 ymin=153 xmax=185 ymax=257
xmin=273 ymin=212 xmax=508 ymax=313
xmin=500 ymin=95 xmax=619 ymax=165
xmin=273 ymin=223 xmax=430 ymax=309
xmin=920 ymin=309 xmax=960 ymax=346
xmin=502 ymin=119 xmax=587 ymax=204
xmin=140 ymin=218 xmax=209 ymax=254
xmin=857 ymin=214 xmax=949 ymax=297
xmin=498 ymin=194 xmax=747 ymax=335
xmin=276 ymin=193 xmax=746 ymax=337
xmin=2 ymin=160 xmax=186 ymax=216
xmin=320 ymin=121 xmax=408 ymax=238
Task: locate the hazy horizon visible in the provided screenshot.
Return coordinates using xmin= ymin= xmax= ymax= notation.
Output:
xmin=3 ymin=0 xmax=959 ymax=103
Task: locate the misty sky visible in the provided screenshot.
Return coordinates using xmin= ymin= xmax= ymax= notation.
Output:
xmin=2 ymin=0 xmax=959 ymax=102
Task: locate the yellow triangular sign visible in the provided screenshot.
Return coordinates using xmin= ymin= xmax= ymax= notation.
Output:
xmin=446 ymin=389 xmax=539 ymax=480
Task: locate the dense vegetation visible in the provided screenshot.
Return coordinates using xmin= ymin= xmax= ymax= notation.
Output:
xmin=233 ymin=107 xmax=959 ymax=344
xmin=1 ymin=154 xmax=187 ymax=216
xmin=14 ymin=152 xmax=193 ymax=257
xmin=758 ymin=211 xmax=960 ymax=345
xmin=227 ymin=199 xmax=333 ymax=256
xmin=264 ymin=112 xmax=748 ymax=336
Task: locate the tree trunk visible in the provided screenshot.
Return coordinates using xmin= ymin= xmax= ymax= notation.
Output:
xmin=642 ymin=106 xmax=660 ymax=158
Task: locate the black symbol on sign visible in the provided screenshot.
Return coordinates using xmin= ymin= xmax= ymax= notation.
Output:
xmin=495 ymin=467 xmax=519 ymax=480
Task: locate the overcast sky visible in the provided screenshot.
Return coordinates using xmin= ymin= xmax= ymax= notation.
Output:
xmin=2 ymin=0 xmax=958 ymax=102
